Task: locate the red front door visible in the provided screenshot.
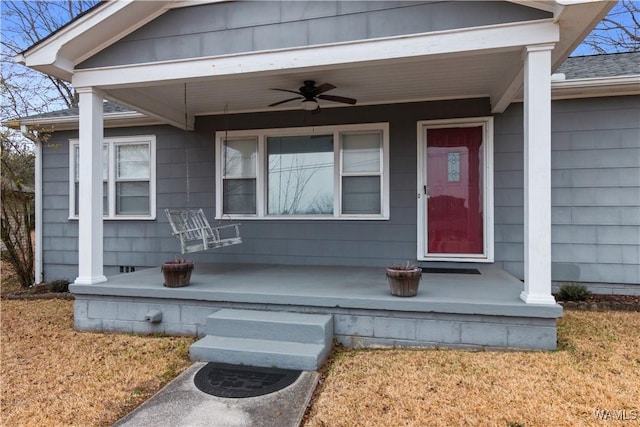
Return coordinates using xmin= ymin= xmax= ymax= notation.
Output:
xmin=426 ymin=126 xmax=484 ymax=255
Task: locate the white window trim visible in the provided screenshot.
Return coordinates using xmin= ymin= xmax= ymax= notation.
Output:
xmin=69 ymin=135 xmax=156 ymax=220
xmin=215 ymin=123 xmax=390 ymax=220
xmin=416 ymin=117 xmax=494 ymax=262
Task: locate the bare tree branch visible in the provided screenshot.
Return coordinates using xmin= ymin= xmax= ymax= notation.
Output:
xmin=579 ymin=0 xmax=640 ymax=55
xmin=1 ymin=0 xmax=98 ymax=119
xmin=1 ymin=1 xmax=97 ymax=286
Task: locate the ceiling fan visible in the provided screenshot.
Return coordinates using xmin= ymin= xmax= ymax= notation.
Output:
xmin=268 ymin=80 xmax=357 ymax=111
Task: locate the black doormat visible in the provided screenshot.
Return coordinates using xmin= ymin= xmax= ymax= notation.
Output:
xmin=421 ymin=268 xmax=481 ymax=275
xmin=194 ymin=362 xmax=302 ymax=398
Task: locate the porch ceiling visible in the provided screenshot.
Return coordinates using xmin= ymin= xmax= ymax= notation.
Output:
xmin=103 ymin=48 xmax=520 ymax=121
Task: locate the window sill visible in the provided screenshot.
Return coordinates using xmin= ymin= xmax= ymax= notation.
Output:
xmin=215 ymin=215 xmax=390 ymax=221
xmin=68 ymin=215 xmax=157 ymax=221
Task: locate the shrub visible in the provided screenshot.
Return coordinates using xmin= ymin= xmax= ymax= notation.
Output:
xmin=48 ymin=279 xmax=70 ymax=293
xmin=558 ymin=283 xmax=592 ymax=301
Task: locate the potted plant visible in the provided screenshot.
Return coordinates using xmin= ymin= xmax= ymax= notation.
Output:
xmin=162 ymin=258 xmax=194 ymax=287
xmin=386 ymin=262 xmax=422 ymax=297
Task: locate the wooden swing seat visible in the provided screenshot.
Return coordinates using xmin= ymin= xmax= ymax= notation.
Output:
xmin=165 ymin=209 xmax=242 ymax=254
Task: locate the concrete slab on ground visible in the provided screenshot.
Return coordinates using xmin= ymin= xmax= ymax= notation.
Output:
xmin=113 ymin=362 xmax=318 ymax=427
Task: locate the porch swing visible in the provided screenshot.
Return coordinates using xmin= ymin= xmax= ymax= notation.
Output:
xmin=165 ymin=86 xmax=242 ymax=255
xmin=165 ymin=208 xmax=242 ymax=254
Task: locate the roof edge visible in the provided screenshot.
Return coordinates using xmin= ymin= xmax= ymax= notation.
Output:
xmin=16 ymin=0 xmax=177 ymax=81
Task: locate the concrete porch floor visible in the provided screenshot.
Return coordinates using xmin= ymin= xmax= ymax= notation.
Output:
xmin=70 ymin=264 xmax=563 ymax=350
xmin=71 ymin=263 xmax=561 ymax=318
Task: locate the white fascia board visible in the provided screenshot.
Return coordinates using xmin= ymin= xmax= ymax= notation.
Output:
xmin=18 ymin=0 xmax=173 ymax=81
xmin=507 ymin=1 xmax=558 ymax=13
xmin=168 ymin=0 xmax=229 ymax=9
xmin=17 ymin=111 xmax=159 ymax=132
xmin=551 ymin=75 xmax=640 ymax=99
xmin=502 ymin=75 xmax=640 ymax=103
xmin=72 ymin=20 xmax=560 ymax=89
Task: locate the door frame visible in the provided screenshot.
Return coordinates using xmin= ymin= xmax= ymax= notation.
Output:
xmin=416 ymin=117 xmax=494 ymax=262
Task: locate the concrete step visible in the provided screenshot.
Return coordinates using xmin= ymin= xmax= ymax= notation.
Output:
xmin=191 ymin=309 xmax=334 ymax=370
xmin=205 ymin=309 xmax=333 ymax=345
xmin=190 ymin=335 xmax=329 ymax=371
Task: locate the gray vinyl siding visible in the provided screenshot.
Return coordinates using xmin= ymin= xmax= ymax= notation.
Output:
xmin=78 ymin=1 xmax=550 ymax=69
xmin=40 ymin=96 xmax=639 ymax=288
xmin=193 ymin=99 xmax=488 ymax=268
xmin=494 ymin=95 xmax=640 ymax=285
xmin=41 ymin=135 xmax=75 ymax=281
xmin=40 ymin=98 xmax=490 ymax=281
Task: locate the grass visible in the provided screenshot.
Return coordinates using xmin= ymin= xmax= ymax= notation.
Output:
xmin=0 ymin=299 xmax=195 ymax=426
xmin=304 ymin=310 xmax=640 ymax=427
xmin=1 ymin=271 xmax=638 ymax=426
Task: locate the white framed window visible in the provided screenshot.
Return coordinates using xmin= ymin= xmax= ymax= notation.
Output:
xmin=216 ymin=123 xmax=389 ymax=220
xmin=69 ymin=135 xmax=156 ymax=220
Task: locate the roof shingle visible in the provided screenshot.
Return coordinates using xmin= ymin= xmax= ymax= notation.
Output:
xmin=558 ymin=52 xmax=640 ymax=79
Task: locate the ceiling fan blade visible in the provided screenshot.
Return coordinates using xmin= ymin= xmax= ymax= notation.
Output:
xmin=313 ymin=83 xmax=336 ymax=95
xmin=268 ymin=96 xmax=303 ymax=107
xmin=270 ymin=88 xmax=303 ymax=96
xmin=317 ymin=94 xmax=357 ymax=105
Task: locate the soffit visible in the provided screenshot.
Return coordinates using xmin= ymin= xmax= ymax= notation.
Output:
xmin=103 ymin=49 xmax=518 ymax=119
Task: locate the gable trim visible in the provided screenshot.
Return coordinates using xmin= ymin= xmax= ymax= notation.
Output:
xmin=16 ymin=0 xmax=173 ymax=81
xmin=72 ymin=19 xmax=559 ymax=89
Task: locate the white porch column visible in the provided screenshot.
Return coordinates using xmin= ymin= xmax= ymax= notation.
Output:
xmin=74 ymin=87 xmax=107 ymax=285
xmin=521 ymin=44 xmax=555 ymax=304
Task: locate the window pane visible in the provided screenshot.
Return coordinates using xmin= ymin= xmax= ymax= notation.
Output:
xmin=103 ymin=145 xmax=108 ymax=180
xmin=75 ymin=182 xmax=79 ymax=216
xmin=447 ymin=152 xmax=461 ymax=182
xmin=342 ymin=176 xmax=380 ymax=214
xmin=342 ymin=133 xmax=381 ymax=173
xmin=225 ymin=138 xmax=257 ymax=177
xmin=116 ymin=182 xmax=149 ymax=215
xmin=74 ymin=146 xmax=80 ymax=181
xmin=267 ymin=135 xmax=333 ymax=215
xmin=104 ymin=182 xmax=108 ymax=215
xmin=223 ymin=179 xmax=256 ymax=214
xmin=117 ymin=144 xmax=149 ymax=179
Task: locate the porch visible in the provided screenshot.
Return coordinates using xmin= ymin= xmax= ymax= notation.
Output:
xmin=70 ymin=263 xmax=562 ymax=351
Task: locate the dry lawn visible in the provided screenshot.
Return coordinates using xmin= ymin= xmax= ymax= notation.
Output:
xmin=1 ymin=294 xmax=638 ymax=427
xmin=305 ymin=311 xmax=640 ymax=427
xmin=1 ymin=299 xmax=195 ymax=426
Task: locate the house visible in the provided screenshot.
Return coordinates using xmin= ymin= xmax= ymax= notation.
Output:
xmin=12 ymin=0 xmax=639 ymax=367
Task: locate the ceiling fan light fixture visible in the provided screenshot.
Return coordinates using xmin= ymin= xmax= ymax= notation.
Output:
xmin=301 ymin=99 xmax=319 ymax=111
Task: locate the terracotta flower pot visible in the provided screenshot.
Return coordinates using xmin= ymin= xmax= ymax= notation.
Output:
xmin=162 ymin=260 xmax=194 ymax=287
xmin=386 ymin=266 xmax=422 ymax=297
